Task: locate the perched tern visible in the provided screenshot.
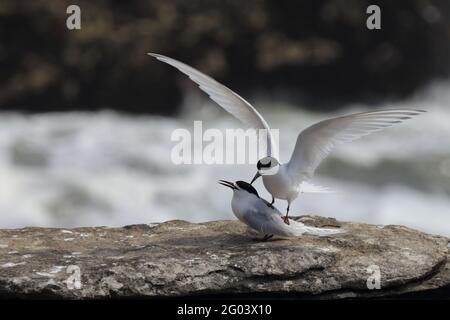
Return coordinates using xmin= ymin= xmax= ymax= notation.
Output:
xmin=218 ymin=180 xmax=343 ymax=240
xmin=148 ymin=53 xmax=426 ymax=224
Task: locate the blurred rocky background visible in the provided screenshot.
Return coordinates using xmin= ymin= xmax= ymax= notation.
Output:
xmin=1 ymin=0 xmax=450 ymax=114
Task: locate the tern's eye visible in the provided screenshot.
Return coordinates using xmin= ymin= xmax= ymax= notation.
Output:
xmin=257 ymin=160 xmax=271 ymax=170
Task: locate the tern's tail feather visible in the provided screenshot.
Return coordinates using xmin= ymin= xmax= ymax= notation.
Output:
xmin=286 ymin=219 xmax=344 ymax=237
xmin=299 ymin=181 xmax=335 ymax=194
xmin=301 ymin=225 xmax=344 ymax=236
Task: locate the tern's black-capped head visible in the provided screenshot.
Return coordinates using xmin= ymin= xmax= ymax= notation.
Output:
xmin=235 ymin=181 xmax=259 ymax=198
xmin=256 ymin=156 xmax=279 ymax=171
xmin=251 ymin=156 xmax=280 ymax=184
xmin=218 ymin=180 xmax=259 ymax=198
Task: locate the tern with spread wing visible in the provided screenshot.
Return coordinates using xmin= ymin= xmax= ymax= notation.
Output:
xmin=148 ymin=53 xmax=425 ymax=224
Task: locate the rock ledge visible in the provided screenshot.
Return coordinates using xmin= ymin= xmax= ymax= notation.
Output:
xmin=0 ymin=216 xmax=449 ymax=299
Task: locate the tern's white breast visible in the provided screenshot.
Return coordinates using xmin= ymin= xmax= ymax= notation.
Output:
xmin=262 ymin=165 xmax=300 ymax=201
xmin=231 ymin=191 xmax=256 ymax=222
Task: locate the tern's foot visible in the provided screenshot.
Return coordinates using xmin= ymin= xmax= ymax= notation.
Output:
xmin=261 ymin=234 xmax=274 ymax=242
xmin=282 ymin=215 xmax=290 ymax=225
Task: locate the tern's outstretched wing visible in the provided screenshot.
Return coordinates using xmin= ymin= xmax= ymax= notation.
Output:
xmin=287 ymin=109 xmax=425 ymax=180
xmin=148 ymin=53 xmax=275 ymax=157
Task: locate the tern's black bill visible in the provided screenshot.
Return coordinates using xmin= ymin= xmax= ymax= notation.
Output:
xmin=218 ymin=180 xmax=237 ymax=190
xmin=250 ymin=172 xmax=261 ymax=184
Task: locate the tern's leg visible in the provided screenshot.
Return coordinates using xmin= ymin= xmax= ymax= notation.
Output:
xmin=266 ymin=196 xmax=275 ymax=209
xmin=261 ymin=234 xmax=273 ymax=242
xmin=282 ymin=202 xmax=290 ymax=225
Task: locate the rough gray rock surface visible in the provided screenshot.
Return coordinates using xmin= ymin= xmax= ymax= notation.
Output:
xmin=0 ymin=216 xmax=449 ymax=299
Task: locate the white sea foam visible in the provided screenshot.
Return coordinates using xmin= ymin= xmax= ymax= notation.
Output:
xmin=0 ymin=81 xmax=449 ymax=236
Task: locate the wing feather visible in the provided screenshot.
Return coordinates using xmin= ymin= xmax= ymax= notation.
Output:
xmin=148 ymin=53 xmax=275 ymax=156
xmin=287 ymin=109 xmax=426 ymax=179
